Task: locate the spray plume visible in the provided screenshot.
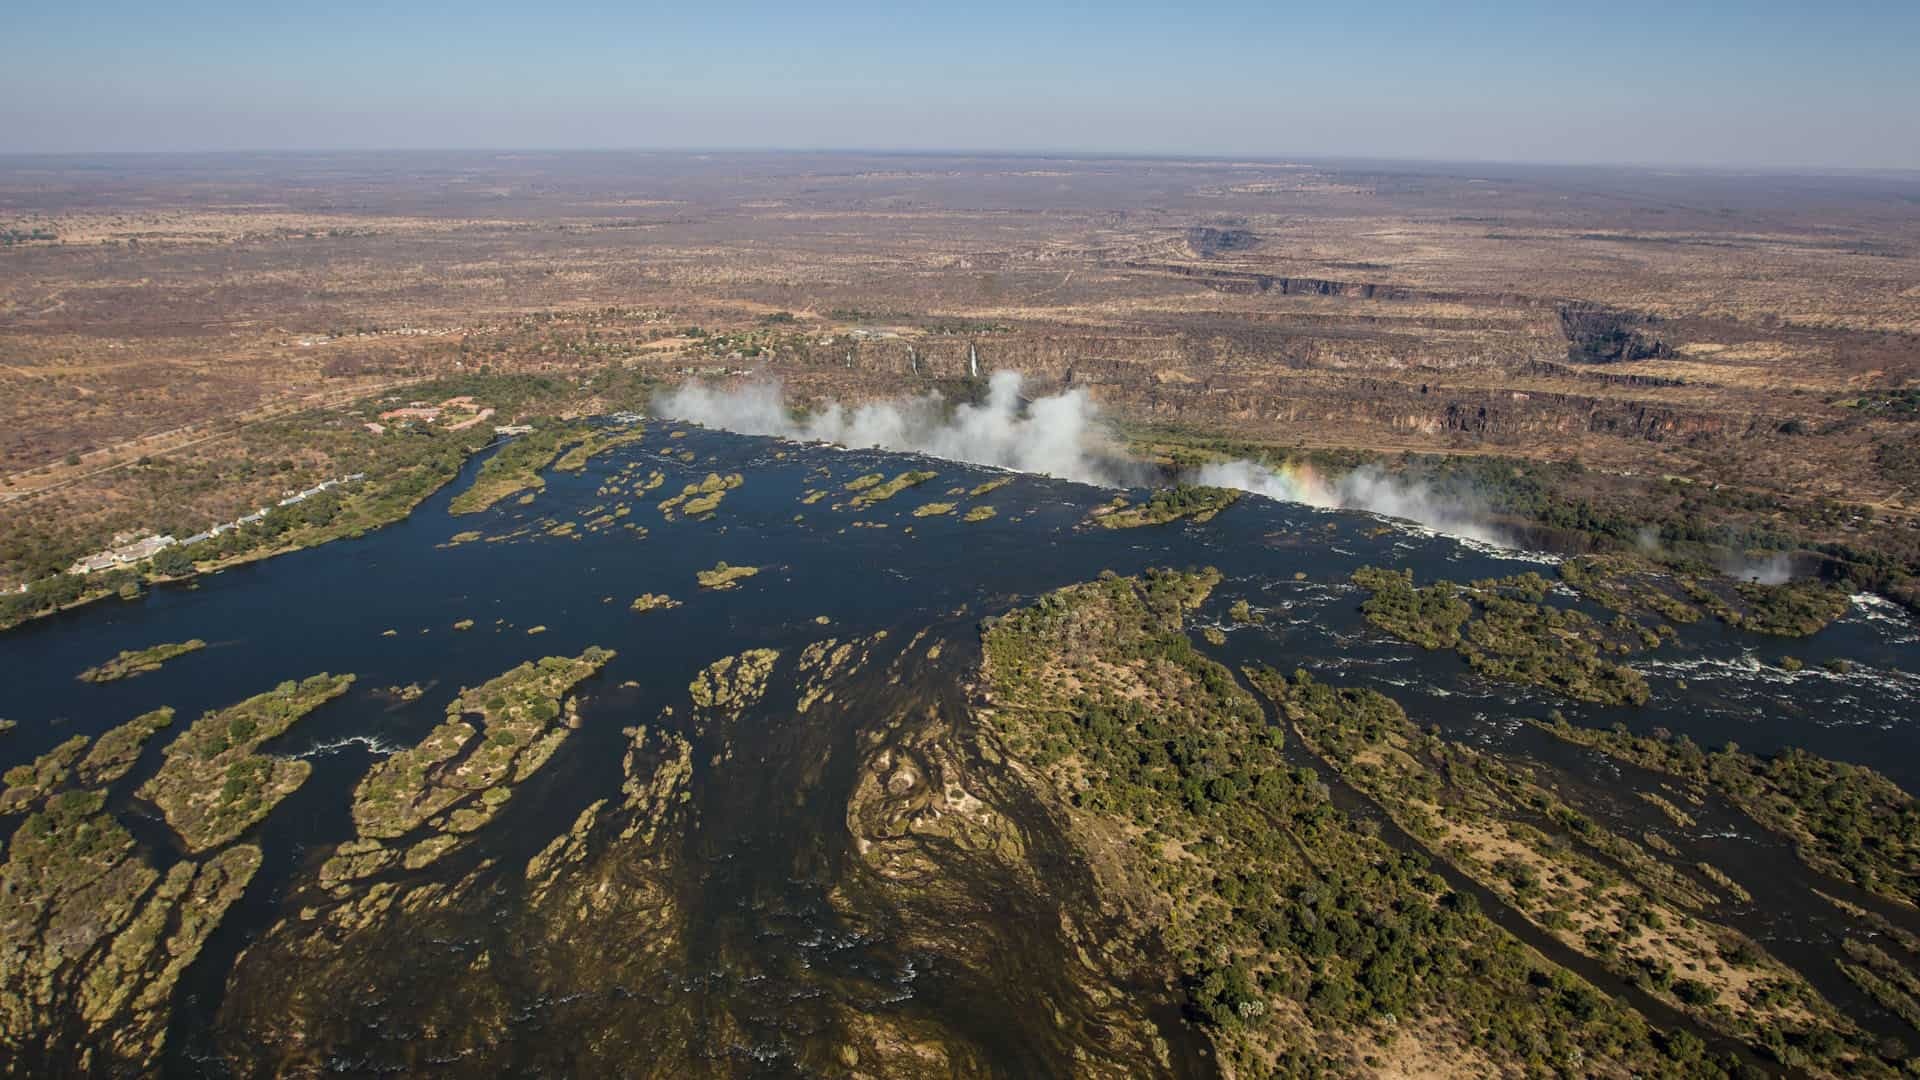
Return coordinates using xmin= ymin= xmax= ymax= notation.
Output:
xmin=652 ymin=373 xmax=1507 ymax=545
xmin=1720 ymin=551 xmax=1794 ymax=586
xmin=654 ymin=371 xmax=1126 ymax=485
xmin=1192 ymin=459 xmax=1504 ymax=546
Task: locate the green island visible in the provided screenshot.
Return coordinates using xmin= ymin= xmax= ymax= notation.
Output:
xmin=1560 ymin=555 xmax=1704 ymax=626
xmin=553 ymin=423 xmax=644 ymax=471
xmin=1840 ymin=939 xmax=1920 ymax=1031
xmin=657 ymin=471 xmax=743 ymax=518
xmin=1351 ymin=512 xmax=1848 ymax=645
xmin=0 ymin=685 xmax=329 ymax=1070
xmin=448 ymin=421 xmax=592 ymax=515
xmin=695 ymin=561 xmax=760 ymax=590
xmin=219 ymin=690 xmax=695 ymax=1073
xmin=1091 ymin=483 xmax=1240 ymax=529
xmin=1246 ymin=666 xmax=1875 ymax=1068
xmin=1678 ymin=576 xmax=1854 ymax=637
xmin=76 ymin=708 xmax=177 ymax=786
xmin=77 ymin=639 xmax=207 ymax=683
xmin=968 ymin=476 xmax=1013 ymax=497
xmin=849 ymin=469 xmax=938 ymax=507
xmin=1 ymin=734 xmax=93 ymax=813
xmin=974 ymin=568 xmax=1755 ymax=1076
xmin=336 ymin=649 xmax=614 ymax=875
xmin=1350 ymin=567 xmax=1471 ymax=648
xmin=794 ymin=633 xmax=884 ymax=713
xmin=912 ymin=501 xmax=956 ymax=517
xmin=1352 ymin=566 xmax=1651 ymax=705
xmin=137 ymin=673 xmax=356 ymax=851
xmin=630 ymin=592 xmax=681 ymax=613
xmin=963 ymin=504 xmax=997 ymax=522
xmin=1463 ymin=588 xmax=1652 ymax=705
xmin=1535 ymin=717 xmax=1920 ymax=909
xmin=688 ymin=648 xmax=780 ymax=722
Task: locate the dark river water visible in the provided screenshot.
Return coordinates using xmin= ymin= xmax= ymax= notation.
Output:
xmin=4 ymin=425 xmax=1918 ymax=1074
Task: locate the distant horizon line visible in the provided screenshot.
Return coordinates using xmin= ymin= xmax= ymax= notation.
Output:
xmin=1 ymin=144 xmax=1917 ymax=179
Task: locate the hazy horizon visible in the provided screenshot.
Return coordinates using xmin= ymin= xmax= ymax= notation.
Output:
xmin=4 ymin=144 xmax=1920 ymax=178
xmin=5 ymin=2 xmax=1918 ymax=170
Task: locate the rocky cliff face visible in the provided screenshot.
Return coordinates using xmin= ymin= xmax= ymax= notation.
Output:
xmin=1524 ymin=359 xmax=1685 ymax=388
xmin=1120 ymin=261 xmax=1555 ymax=309
xmin=1557 ymin=303 xmax=1671 ymax=364
xmin=1184 ymin=226 xmax=1260 ymax=258
xmin=758 ymin=333 xmax=1746 ymax=452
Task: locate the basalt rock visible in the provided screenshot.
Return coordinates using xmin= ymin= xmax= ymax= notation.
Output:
xmin=1184 ymin=226 xmax=1260 ymax=258
xmin=1557 ymin=302 xmax=1671 ymax=364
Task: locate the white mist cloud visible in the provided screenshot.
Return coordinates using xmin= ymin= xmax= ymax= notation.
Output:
xmin=1721 ymin=551 xmax=1793 ymax=586
xmin=652 ymin=375 xmax=1507 ymax=544
xmin=652 ymin=372 xmax=1124 ymax=485
xmin=1193 ymin=460 xmax=1505 ymax=546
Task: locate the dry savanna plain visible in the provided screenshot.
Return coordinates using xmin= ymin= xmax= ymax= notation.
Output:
xmin=1 ymin=151 xmax=1917 ymax=611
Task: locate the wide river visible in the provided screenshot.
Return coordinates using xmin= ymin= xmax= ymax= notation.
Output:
xmin=5 ymin=424 xmax=1918 ymax=1073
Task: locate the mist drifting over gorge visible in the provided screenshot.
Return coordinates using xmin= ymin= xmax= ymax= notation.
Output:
xmin=653 ymin=372 xmax=1129 ymax=486
xmin=1191 ymin=459 xmax=1503 ymax=546
xmin=652 ymin=373 xmax=1506 ymax=544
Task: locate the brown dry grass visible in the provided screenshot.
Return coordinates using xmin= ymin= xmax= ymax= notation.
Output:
xmin=2 ymin=151 xmax=1915 ymax=583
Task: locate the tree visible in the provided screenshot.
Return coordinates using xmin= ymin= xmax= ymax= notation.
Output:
xmin=151 ymin=546 xmax=196 ymax=578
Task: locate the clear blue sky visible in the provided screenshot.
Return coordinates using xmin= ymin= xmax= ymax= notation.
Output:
xmin=5 ymin=1 xmax=1916 ymax=167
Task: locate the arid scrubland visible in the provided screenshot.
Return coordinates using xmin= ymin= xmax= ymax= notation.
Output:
xmin=3 ymin=152 xmax=1917 ymax=603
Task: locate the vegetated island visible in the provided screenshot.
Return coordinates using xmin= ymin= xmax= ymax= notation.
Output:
xmin=658 ymin=472 xmax=743 ymax=519
xmin=963 ymin=504 xmax=998 ymax=523
xmin=849 ymin=470 xmax=937 ymax=508
xmin=553 ymin=423 xmax=644 ymax=472
xmin=970 ymin=567 xmax=1753 ymax=1075
xmin=1352 ymin=566 xmax=1651 ymax=705
xmin=688 ymin=648 xmax=781 ymax=721
xmin=215 ymin=653 xmax=691 ymax=1072
xmin=0 ymin=708 xmax=177 ymax=813
xmin=631 ymin=593 xmax=681 ymax=613
xmin=336 ymin=648 xmax=614 ymax=875
xmin=1090 ymin=484 xmax=1240 ymax=529
xmin=1680 ymin=575 xmax=1853 ymax=637
xmin=136 ymin=673 xmax=356 ymax=851
xmin=696 ymin=561 xmax=760 ymax=590
xmin=1245 ymin=665 xmax=1874 ymax=1063
xmin=448 ymin=421 xmax=592 ymax=515
xmin=1558 ymin=554 xmax=1706 ymax=626
xmin=77 ymin=639 xmax=207 ymax=683
xmin=1558 ymin=553 xmax=1852 ymax=638
xmin=1535 ymin=717 xmax=1920 ymax=909
xmin=0 ymin=679 xmax=360 ymax=1071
